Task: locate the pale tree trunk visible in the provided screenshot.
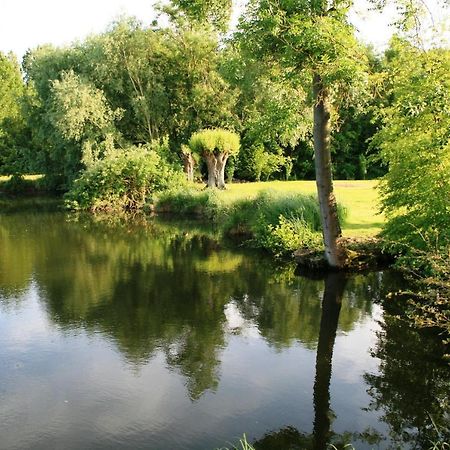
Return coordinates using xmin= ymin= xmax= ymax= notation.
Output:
xmin=216 ymin=153 xmax=229 ymax=189
xmin=182 ymin=151 xmax=195 ymax=182
xmin=204 ymin=153 xmax=218 ymax=188
xmin=313 ymin=73 xmax=345 ymax=269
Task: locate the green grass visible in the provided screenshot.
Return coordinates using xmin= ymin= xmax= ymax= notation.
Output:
xmin=195 ymin=180 xmax=384 ymax=237
xmin=0 ymin=175 xmax=43 ymax=181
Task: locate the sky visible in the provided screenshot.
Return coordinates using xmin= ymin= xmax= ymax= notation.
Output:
xmin=0 ymin=0 xmax=448 ymax=60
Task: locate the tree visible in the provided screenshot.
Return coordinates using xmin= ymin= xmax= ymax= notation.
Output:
xmin=188 ymin=128 xmax=240 ymax=188
xmin=373 ymin=40 xmax=450 ymax=249
xmin=181 ymin=144 xmax=197 ymax=182
xmin=0 ymin=52 xmax=28 ymax=174
xmin=162 ymin=0 xmax=233 ymax=32
xmin=22 ymin=19 xmax=237 ymax=188
xmin=221 ymin=49 xmax=311 ymax=181
xmin=236 ymin=0 xmax=368 ymax=267
xmin=49 ymin=70 xmax=121 ymax=166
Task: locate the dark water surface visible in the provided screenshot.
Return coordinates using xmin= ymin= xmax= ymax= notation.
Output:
xmin=0 ymin=204 xmax=448 ymax=449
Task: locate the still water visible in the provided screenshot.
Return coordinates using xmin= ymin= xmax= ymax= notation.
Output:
xmin=0 ymin=203 xmax=448 ymax=449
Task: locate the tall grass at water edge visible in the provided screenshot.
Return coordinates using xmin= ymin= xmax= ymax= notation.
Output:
xmin=156 ymin=188 xmax=347 ymax=257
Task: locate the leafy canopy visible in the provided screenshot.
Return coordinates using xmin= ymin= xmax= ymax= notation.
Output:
xmin=188 ymin=128 xmax=240 ymax=156
xmin=374 ymin=40 xmax=450 ymax=248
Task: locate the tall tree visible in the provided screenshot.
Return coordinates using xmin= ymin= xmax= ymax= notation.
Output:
xmin=0 ymin=52 xmax=28 ymax=174
xmin=236 ymin=0 xmax=368 ymax=267
xmin=373 ymin=40 xmax=450 ymax=249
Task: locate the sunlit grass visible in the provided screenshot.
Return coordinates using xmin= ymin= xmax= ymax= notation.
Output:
xmin=216 ymin=434 xmax=255 ymax=450
xmin=195 ymin=180 xmax=384 ymax=237
xmin=0 ymin=174 xmax=43 ymax=181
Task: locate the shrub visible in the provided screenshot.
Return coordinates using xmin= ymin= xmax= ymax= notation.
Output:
xmin=259 ymin=215 xmax=323 ymax=257
xmin=224 ymin=190 xmax=326 ymax=256
xmin=156 ymin=188 xmax=227 ymax=220
xmin=65 ymin=145 xmax=185 ymax=211
xmin=156 ymin=188 xmax=346 ymax=257
xmin=224 ymin=190 xmax=323 ymax=232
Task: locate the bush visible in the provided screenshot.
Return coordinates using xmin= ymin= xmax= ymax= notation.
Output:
xmin=157 ymin=188 xmax=347 ymax=257
xmin=224 ymin=190 xmax=327 ymax=256
xmin=65 ymin=145 xmax=185 ymax=211
xmin=156 ymin=188 xmax=227 ymax=220
xmin=259 ymin=215 xmax=323 ymax=257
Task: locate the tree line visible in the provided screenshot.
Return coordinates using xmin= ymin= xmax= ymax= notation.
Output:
xmin=0 ymin=12 xmax=384 ymax=188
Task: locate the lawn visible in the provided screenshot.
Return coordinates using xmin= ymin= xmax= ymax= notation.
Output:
xmin=0 ymin=175 xmax=43 ymax=181
xmin=214 ymin=180 xmax=384 ymax=237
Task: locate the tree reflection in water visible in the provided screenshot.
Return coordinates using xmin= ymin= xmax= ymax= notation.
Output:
xmin=252 ymin=271 xmax=449 ymax=450
xmin=253 ymin=272 xmax=349 ymax=450
xmin=0 ymin=207 xmax=448 ymax=449
xmin=364 ymin=314 xmax=450 ymax=448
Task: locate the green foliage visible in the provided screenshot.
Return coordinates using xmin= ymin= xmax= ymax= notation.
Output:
xmin=0 ymin=52 xmax=29 ymax=175
xmin=260 ymin=215 xmax=323 ymax=257
xmin=157 ymin=187 xmax=227 ymax=220
xmin=236 ymin=0 xmax=368 ymax=104
xmin=188 ymin=128 xmax=240 ymax=157
xmin=164 ymin=0 xmax=232 ymax=32
xmin=374 ymin=41 xmax=450 ymax=249
xmin=237 ymin=143 xmax=286 ymax=181
xmin=156 ymin=188 xmax=347 ymax=257
xmin=0 ymin=52 xmax=24 ymax=125
xmin=221 ymin=47 xmax=312 ymax=181
xmin=225 ymin=190 xmax=336 ymax=256
xmin=22 ymin=19 xmax=237 ymax=188
xmin=49 ymin=70 xmax=121 ymax=166
xmin=389 ymin=247 xmax=450 ymax=341
xmin=0 ymin=175 xmax=36 ymax=195
xmin=65 ymin=145 xmax=185 ymax=211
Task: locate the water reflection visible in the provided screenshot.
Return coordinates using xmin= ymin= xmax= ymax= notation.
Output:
xmin=252 ymin=271 xmax=449 ymax=450
xmin=252 ymin=273 xmax=349 ymax=450
xmin=0 ymin=208 xmax=448 ymax=449
xmin=0 ymin=211 xmax=375 ymax=401
xmin=313 ymin=273 xmax=346 ymax=450
xmin=364 ymin=314 xmax=450 ymax=448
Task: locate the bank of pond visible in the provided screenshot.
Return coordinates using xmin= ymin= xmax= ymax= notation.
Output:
xmin=0 ymin=202 xmax=448 ymax=449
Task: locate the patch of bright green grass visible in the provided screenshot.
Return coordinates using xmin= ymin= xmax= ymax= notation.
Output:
xmin=195 ymin=180 xmax=384 ymax=237
xmin=0 ymin=175 xmax=43 ymax=181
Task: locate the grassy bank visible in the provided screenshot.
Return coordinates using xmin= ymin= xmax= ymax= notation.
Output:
xmin=206 ymin=180 xmax=384 ymax=237
xmin=157 ymin=185 xmax=350 ymax=258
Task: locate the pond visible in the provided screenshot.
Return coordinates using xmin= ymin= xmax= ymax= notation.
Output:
xmin=0 ymin=203 xmax=448 ymax=449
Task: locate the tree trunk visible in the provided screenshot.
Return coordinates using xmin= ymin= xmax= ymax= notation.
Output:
xmin=312 ymin=73 xmax=345 ymax=269
xmin=182 ymin=151 xmax=195 ymax=182
xmin=216 ymin=153 xmax=229 ymax=189
xmin=204 ymin=153 xmax=218 ymax=188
